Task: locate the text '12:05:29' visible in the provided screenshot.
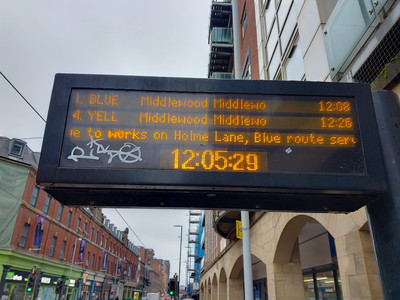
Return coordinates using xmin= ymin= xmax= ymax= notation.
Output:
xmin=169 ymin=149 xmax=268 ymax=172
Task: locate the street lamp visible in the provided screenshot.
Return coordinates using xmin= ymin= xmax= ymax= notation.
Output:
xmin=65 ymin=237 xmax=81 ymax=298
xmin=66 ymin=227 xmax=87 ymax=299
xmin=173 ymin=225 xmax=183 ymax=294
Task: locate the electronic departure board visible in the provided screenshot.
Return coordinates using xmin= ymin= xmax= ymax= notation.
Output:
xmin=37 ymin=74 xmax=387 ymax=211
xmin=61 ymin=90 xmax=361 ymax=173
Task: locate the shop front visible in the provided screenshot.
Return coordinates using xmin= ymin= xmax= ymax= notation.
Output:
xmin=101 ymin=276 xmax=113 ymax=300
xmin=122 ymin=281 xmax=138 ymax=300
xmin=93 ymin=281 xmax=103 ymax=298
xmin=77 ymin=271 xmax=105 ymax=300
xmin=0 ymin=250 xmax=82 ymax=300
xmin=3 ymin=268 xmax=61 ymax=300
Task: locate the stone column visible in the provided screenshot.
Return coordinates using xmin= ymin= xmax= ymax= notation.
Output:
xmin=211 ymin=278 xmax=218 ymax=300
xmin=218 ymin=279 xmax=227 ymax=300
xmin=335 ymin=230 xmax=383 ymax=299
xmin=228 ymin=278 xmax=244 ymax=300
xmin=266 ymin=261 xmax=304 ymax=300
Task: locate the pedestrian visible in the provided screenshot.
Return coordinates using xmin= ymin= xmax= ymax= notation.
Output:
xmin=1 ymin=291 xmax=9 ymax=300
xmin=115 ymin=296 xmax=119 ymax=300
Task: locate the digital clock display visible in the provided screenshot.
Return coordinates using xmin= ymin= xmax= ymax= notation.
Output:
xmin=59 ymin=88 xmax=364 ymax=175
xmin=168 ymin=149 xmax=267 ymax=172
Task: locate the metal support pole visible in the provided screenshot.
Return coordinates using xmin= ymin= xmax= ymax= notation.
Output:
xmin=367 ymin=90 xmax=400 ymax=299
xmin=232 ymin=0 xmax=254 ymax=299
xmin=77 ymin=270 xmax=85 ymax=300
xmin=241 ymin=211 xmax=254 ymax=300
xmin=65 ymin=237 xmax=79 ymax=299
xmin=174 ymin=225 xmax=183 ymax=299
xmin=178 ymin=225 xmax=182 ymax=290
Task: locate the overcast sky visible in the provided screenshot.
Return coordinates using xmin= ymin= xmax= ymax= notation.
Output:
xmin=0 ymin=0 xmax=211 ymax=284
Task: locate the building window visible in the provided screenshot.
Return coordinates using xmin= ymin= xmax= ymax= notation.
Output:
xmin=241 ymin=6 xmax=248 ymax=37
xmin=83 ymin=222 xmax=87 ymax=233
xmin=91 ymin=254 xmax=95 ymax=269
xmin=43 ymin=196 xmax=51 ymax=214
xmin=49 ymin=236 xmax=57 ymax=257
xmin=34 ymin=229 xmax=42 ymax=254
xmin=264 ymin=0 xmax=275 ymax=34
xmin=90 ymin=227 xmax=94 ymax=241
xmin=66 ymin=211 xmax=72 ymax=227
xmin=95 ymin=231 xmax=99 ymax=244
xmin=86 ymin=251 xmax=90 ymax=267
xmin=30 ymin=187 xmax=39 ymax=207
xmin=242 ymin=50 xmax=252 ymax=79
xmin=71 ymin=243 xmax=76 ymax=263
xmin=267 ymin=46 xmax=281 ymax=79
xmin=101 ymin=235 xmax=104 ymax=246
xmin=279 ymin=3 xmax=296 ymax=55
xmin=9 ymin=139 xmax=27 ymax=158
xmin=76 ymin=218 xmax=81 ymax=232
xmin=262 ymin=0 xmax=271 ymax=8
xmin=60 ymin=241 xmax=66 ymax=260
xmin=98 ymin=257 xmax=101 ymax=270
xmin=303 ymin=267 xmax=342 ymax=299
xmin=19 ymin=224 xmax=30 ymax=249
xmin=105 ymin=238 xmax=107 ymax=249
xmin=266 ymin=20 xmax=279 ymax=60
xmin=57 ymin=205 xmax=63 ymax=222
xmin=284 ymin=41 xmax=305 ymax=80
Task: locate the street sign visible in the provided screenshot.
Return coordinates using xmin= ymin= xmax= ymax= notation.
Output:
xmin=37 ymin=74 xmax=386 ymax=211
xmin=236 ymin=220 xmax=242 ymax=239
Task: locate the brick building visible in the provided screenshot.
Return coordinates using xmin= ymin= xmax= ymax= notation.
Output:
xmin=0 ymin=136 xmax=155 ymax=300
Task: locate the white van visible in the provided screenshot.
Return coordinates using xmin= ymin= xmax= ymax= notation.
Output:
xmin=146 ymin=293 xmax=160 ymax=300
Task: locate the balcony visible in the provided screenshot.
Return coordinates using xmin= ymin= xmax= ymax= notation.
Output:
xmin=210 ymin=27 xmax=233 ymax=44
xmin=208 ymin=45 xmax=233 ymax=78
xmin=323 ymin=0 xmax=388 ymax=80
xmin=210 ymin=72 xmax=233 ymax=79
xmin=208 ymin=0 xmax=233 ymax=79
xmin=189 ymin=210 xmax=202 ymax=216
xmin=210 ymin=0 xmax=232 ymax=30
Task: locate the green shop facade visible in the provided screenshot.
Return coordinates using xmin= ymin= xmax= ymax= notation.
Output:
xmin=0 ymin=250 xmax=83 ymax=300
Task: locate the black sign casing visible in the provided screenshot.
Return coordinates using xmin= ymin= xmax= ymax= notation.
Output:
xmin=37 ymin=74 xmax=387 ymax=211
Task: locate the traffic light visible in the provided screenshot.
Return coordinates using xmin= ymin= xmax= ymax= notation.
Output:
xmin=55 ymin=276 xmax=65 ymax=294
xmin=26 ymin=273 xmax=35 ymax=293
xmin=33 ymin=268 xmax=42 ymax=295
xmin=172 ymin=274 xmax=178 ymax=296
xmin=168 ymin=278 xmax=176 ymax=296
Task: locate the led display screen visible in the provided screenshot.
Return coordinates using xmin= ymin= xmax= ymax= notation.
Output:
xmin=37 ymin=74 xmax=386 ymax=211
xmin=60 ymin=89 xmax=364 ymax=174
